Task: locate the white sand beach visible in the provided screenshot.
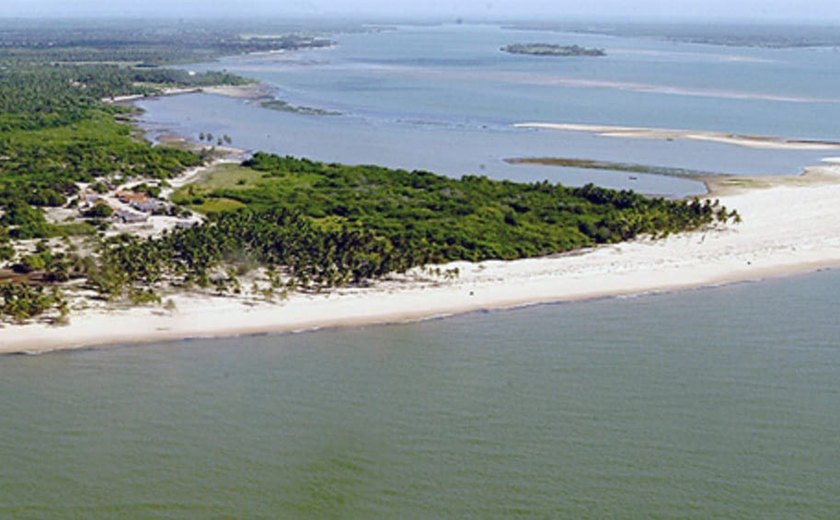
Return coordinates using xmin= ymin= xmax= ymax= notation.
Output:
xmin=201 ymin=83 xmax=275 ymax=100
xmin=4 ymin=166 xmax=840 ymax=354
xmin=515 ymin=122 xmax=840 ymax=151
xmin=103 ymin=83 xmax=272 ymax=105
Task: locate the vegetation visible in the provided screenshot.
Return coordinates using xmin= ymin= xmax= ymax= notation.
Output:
xmin=0 ymin=284 xmax=68 ymax=324
xmin=83 ymin=204 xmax=115 ymax=219
xmin=0 ymin=21 xmax=333 ymax=66
xmin=502 ymin=44 xmax=606 ymax=57
xmin=505 ymin=157 xmax=721 ymax=179
xmin=260 ymin=99 xmax=341 ymax=116
xmin=180 ymin=163 xmax=266 ymax=191
xmin=173 ymin=153 xmax=736 ymax=261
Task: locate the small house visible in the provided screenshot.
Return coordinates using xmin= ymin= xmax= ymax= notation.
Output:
xmin=115 ymin=209 xmax=148 ymax=224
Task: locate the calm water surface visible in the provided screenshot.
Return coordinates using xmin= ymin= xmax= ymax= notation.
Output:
xmin=2 ymin=270 xmax=840 ymax=517
xmin=137 ymin=24 xmax=840 ymax=197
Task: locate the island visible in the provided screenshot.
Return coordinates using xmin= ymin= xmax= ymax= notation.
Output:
xmin=502 ymin=43 xmax=606 ymax=57
xmin=260 ymin=99 xmax=341 ymax=116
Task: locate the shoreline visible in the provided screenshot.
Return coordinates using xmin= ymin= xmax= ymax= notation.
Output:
xmin=4 ymin=165 xmax=840 ymax=354
xmin=3 ymin=257 xmax=838 ymax=357
xmin=105 ymin=82 xmax=275 ymax=106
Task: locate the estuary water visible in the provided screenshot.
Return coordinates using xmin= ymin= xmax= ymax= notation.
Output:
xmin=138 ymin=23 xmax=840 ymax=197
xmin=2 ymin=270 xmax=840 ymax=517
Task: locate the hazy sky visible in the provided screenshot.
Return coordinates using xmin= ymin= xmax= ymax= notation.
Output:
xmin=4 ymin=0 xmax=840 ymax=22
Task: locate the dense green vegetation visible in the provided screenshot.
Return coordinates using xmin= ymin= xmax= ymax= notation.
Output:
xmin=175 ymin=153 xmax=735 ymax=259
xmin=0 ymin=22 xmax=333 ymax=66
xmin=81 ymin=153 xmax=735 ymax=304
xmin=502 ymin=44 xmax=606 ymax=57
xmin=86 ymin=209 xmax=412 ymax=301
xmin=0 ymin=65 xmax=247 ymax=130
xmin=0 ymin=283 xmax=68 ymax=324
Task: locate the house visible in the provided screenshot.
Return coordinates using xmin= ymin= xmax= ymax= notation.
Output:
xmin=116 ymin=191 xmax=149 ymax=204
xmin=115 ymin=209 xmax=148 ymax=224
xmin=130 ymin=198 xmax=165 ymax=213
xmin=116 ymin=191 xmax=168 ymax=213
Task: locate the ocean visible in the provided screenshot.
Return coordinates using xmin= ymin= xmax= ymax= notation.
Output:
xmin=1 ymin=271 xmax=839 ymax=517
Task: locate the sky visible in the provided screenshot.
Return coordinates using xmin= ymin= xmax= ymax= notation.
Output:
xmin=3 ymin=0 xmax=840 ymax=22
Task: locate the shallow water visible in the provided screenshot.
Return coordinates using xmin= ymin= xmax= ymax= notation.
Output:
xmin=2 ymin=270 xmax=839 ymax=517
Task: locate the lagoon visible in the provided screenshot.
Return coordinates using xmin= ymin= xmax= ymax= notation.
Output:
xmin=138 ymin=24 xmax=840 ymax=197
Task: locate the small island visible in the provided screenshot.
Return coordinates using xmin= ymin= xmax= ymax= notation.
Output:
xmin=502 ymin=43 xmax=606 ymax=57
xmin=260 ymin=99 xmax=341 ymax=116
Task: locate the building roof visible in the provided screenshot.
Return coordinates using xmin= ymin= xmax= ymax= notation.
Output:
xmin=116 ymin=191 xmax=150 ymax=204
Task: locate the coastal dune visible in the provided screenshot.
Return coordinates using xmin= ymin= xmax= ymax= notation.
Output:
xmin=4 ymin=167 xmax=840 ymax=354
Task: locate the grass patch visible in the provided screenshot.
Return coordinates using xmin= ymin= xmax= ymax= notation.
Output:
xmin=51 ymin=222 xmax=99 ymax=237
xmin=156 ymin=137 xmax=197 ymax=152
xmin=191 ymin=163 xmax=267 ymax=191
xmin=172 ymin=162 xmax=326 ymax=214
xmin=172 ymin=163 xmax=269 ymax=212
xmin=191 ymin=197 xmax=247 ymax=214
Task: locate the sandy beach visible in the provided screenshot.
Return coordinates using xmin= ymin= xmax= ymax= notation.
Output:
xmin=515 ymin=122 xmax=840 ymax=151
xmin=4 ymin=166 xmax=840 ymax=354
xmin=103 ymin=83 xmax=273 ymax=105
xmin=201 ymin=83 xmax=275 ymax=100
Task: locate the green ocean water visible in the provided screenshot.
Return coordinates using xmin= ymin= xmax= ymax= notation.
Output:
xmin=2 ymin=270 xmax=839 ymax=518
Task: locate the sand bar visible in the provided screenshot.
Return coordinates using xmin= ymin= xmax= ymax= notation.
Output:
xmin=4 ymin=167 xmax=840 ymax=354
xmin=201 ymin=83 xmax=275 ymax=100
xmin=103 ymin=83 xmax=273 ymax=105
xmin=515 ymin=122 xmax=840 ymax=151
